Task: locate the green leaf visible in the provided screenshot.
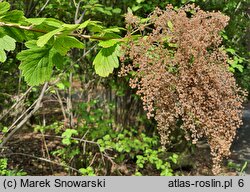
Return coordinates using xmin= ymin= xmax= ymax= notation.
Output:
xmin=62 ymin=23 xmax=79 ymax=31
xmin=0 ymin=2 xmax=10 ymax=15
xmin=167 ymin=21 xmax=173 ymax=31
xmin=61 ymin=129 xmax=78 ymax=145
xmin=0 ymin=35 xmax=16 ymax=63
xmin=56 ymin=82 xmax=65 ymax=90
xmin=25 ymin=40 xmax=38 ymax=49
xmin=226 ymin=48 xmax=236 ymax=55
xmin=127 ymin=7 xmax=133 ymax=14
xmin=112 ymin=8 xmax=122 ymax=14
xmin=0 ymin=49 xmax=6 ymax=62
xmin=62 ymin=138 xmax=71 ymax=145
xmin=43 ymin=18 xmax=63 ymax=28
xmin=98 ymin=39 xmax=120 ymax=48
xmin=132 ymin=5 xmax=142 ymax=12
xmin=26 ymin=18 xmax=46 ymax=25
xmin=2 ymin=127 xmax=8 ymax=133
xmin=52 ymin=51 xmax=64 ymax=69
xmin=3 ymin=27 xmax=27 ymax=42
xmin=1 ymin=10 xmax=26 ymax=23
xmin=31 ymin=18 xmax=63 ymax=33
xmin=54 ymin=36 xmax=84 ymax=55
xmin=62 ymin=129 xmax=78 ymax=137
xmin=87 ymin=21 xmax=104 ymax=33
xmin=0 ymin=35 xmax=16 ymax=51
xmin=17 ymin=47 xmax=55 ymax=86
xmin=136 ymin=0 xmax=145 ymax=3
xmin=93 ymin=44 xmax=120 ymax=77
xmin=37 ymin=28 xmax=62 ymax=47
xmin=78 ymin=19 xmax=90 ymax=29
xmin=103 ymin=27 xmax=123 ymax=33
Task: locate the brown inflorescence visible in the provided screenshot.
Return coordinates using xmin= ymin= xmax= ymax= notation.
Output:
xmin=119 ymin=4 xmax=247 ymax=175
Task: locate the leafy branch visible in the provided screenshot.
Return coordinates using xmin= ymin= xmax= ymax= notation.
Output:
xmin=0 ymin=21 xmax=121 ymax=41
xmin=0 ymin=1 xmax=125 ymax=86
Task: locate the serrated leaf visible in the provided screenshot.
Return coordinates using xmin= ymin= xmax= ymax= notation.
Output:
xmin=93 ymin=45 xmax=120 ymax=77
xmin=37 ymin=28 xmax=62 ymax=47
xmin=1 ymin=10 xmax=26 ymax=23
xmin=98 ymin=39 xmax=120 ymax=48
xmin=0 ymin=2 xmax=10 ymax=15
xmin=78 ymin=19 xmax=90 ymax=29
xmin=0 ymin=49 xmax=6 ymax=62
xmin=17 ymin=47 xmax=55 ymax=86
xmin=0 ymin=34 xmax=15 ymax=62
xmin=3 ymin=27 xmax=27 ymax=42
xmin=54 ymin=36 xmax=84 ymax=55
xmin=87 ymin=21 xmax=104 ymax=33
xmin=26 ymin=18 xmax=63 ymax=38
xmin=0 ymin=35 xmax=16 ymax=51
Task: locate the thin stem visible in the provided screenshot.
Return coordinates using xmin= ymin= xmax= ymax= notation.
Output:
xmin=0 ymin=86 xmax=33 ymax=121
xmin=0 ymin=83 xmax=48 ymax=147
xmin=2 ymin=152 xmax=80 ymax=174
xmin=37 ymin=0 xmax=50 ymax=16
xmin=55 ymin=89 xmax=67 ymax=121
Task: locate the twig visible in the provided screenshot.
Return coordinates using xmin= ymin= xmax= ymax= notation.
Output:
xmin=72 ymin=0 xmax=77 ymax=8
xmin=66 ymin=62 xmax=74 ymax=127
xmin=0 ymin=83 xmax=48 ymax=147
xmin=89 ymin=153 xmax=98 ymax=167
xmin=44 ymin=134 xmax=106 ymax=165
xmin=42 ymin=114 xmax=54 ymax=172
xmin=2 ymin=152 xmax=80 ymax=174
xmin=74 ymin=1 xmax=86 ymax=24
xmin=37 ymin=0 xmax=50 ymax=16
xmin=3 ymin=95 xmax=37 ymax=134
xmin=18 ymin=70 xmax=22 ymax=95
xmin=55 ymin=89 xmax=67 ymax=121
xmin=0 ymin=87 xmax=33 ymax=122
xmin=44 ymin=134 xmax=99 ymax=146
xmin=75 ymin=44 xmax=97 ymax=63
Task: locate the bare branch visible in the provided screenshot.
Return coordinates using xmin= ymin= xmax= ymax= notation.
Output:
xmin=55 ymin=89 xmax=67 ymax=121
xmin=1 ymin=152 xmax=80 ymax=174
xmin=74 ymin=0 xmax=86 ymax=24
xmin=0 ymin=83 xmax=48 ymax=147
xmin=37 ymin=0 xmax=50 ymax=16
xmin=0 ymin=87 xmax=33 ymax=122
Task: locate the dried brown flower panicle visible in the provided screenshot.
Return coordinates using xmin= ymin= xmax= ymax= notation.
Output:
xmin=120 ymin=4 xmax=247 ymax=175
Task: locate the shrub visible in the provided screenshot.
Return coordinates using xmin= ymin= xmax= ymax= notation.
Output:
xmin=120 ymin=4 xmax=247 ymax=174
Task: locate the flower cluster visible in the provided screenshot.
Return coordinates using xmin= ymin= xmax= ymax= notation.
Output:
xmin=120 ymin=4 xmax=246 ymax=175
